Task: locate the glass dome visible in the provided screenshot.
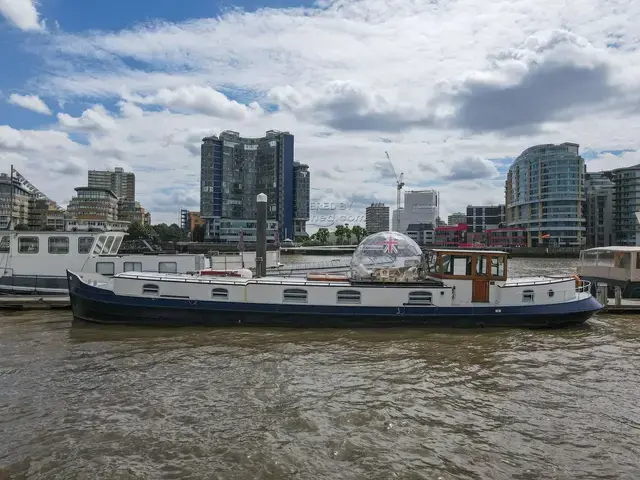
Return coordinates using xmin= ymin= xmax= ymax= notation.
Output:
xmin=350 ymin=231 xmax=423 ymax=280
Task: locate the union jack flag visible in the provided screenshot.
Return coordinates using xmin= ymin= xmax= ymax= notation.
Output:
xmin=378 ymin=235 xmax=399 ymax=254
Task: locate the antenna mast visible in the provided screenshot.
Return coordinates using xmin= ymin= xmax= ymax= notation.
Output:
xmin=385 ymin=151 xmax=404 ymax=232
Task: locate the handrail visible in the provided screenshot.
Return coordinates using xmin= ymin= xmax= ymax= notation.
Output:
xmin=497 ymin=277 xmax=574 ymax=287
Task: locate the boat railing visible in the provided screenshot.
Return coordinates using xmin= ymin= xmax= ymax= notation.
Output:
xmin=499 ymin=276 xmax=577 ymax=287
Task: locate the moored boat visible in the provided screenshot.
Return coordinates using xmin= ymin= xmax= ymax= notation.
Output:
xmin=577 ymin=246 xmax=640 ymax=298
xmin=67 ymin=232 xmax=602 ymax=329
xmin=0 ymin=230 xmax=280 ymax=295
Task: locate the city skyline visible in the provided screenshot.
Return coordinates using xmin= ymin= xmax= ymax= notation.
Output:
xmin=1 ymin=1 xmax=640 ymax=231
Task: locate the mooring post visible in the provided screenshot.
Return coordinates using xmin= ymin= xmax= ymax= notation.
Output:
xmin=614 ymin=286 xmax=622 ymax=307
xmin=256 ymin=193 xmax=267 ymax=278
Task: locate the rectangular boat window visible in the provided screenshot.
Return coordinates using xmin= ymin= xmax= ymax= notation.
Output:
xmin=102 ymin=236 xmax=115 ymax=254
xmin=0 ymin=236 xmax=9 ymax=253
xmin=96 ymin=262 xmax=115 ymax=276
xmin=48 ymin=236 xmax=69 ymax=254
xmin=522 ymin=290 xmax=534 ymax=303
xmin=443 ymin=255 xmax=471 ymax=276
xmin=337 ymin=290 xmax=361 ymax=304
xmin=78 ymin=237 xmax=94 ymax=254
xmin=475 ymin=255 xmax=488 ymax=276
xmin=93 ymin=235 xmax=107 ymax=255
xmin=491 ymin=256 xmax=505 ymax=277
xmin=18 ymin=237 xmax=39 ymax=254
xmin=110 ymin=236 xmax=123 ymax=254
xmin=408 ymin=291 xmax=433 ymax=305
xmin=212 ymin=288 xmax=229 ymax=300
xmin=124 ymin=262 xmax=142 ymax=272
xmin=158 ymin=262 xmax=178 ymax=274
xmin=142 ymin=284 xmax=159 ymax=295
xmin=283 ymin=288 xmax=308 ymax=303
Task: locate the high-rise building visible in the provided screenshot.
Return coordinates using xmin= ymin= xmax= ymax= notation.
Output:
xmin=200 ymin=130 xmax=296 ymax=242
xmin=0 ymin=173 xmax=30 ymax=229
xmin=585 ymin=172 xmax=614 ymax=248
xmin=447 ymin=212 xmax=466 ymax=226
xmin=88 ymin=167 xmax=135 ymax=201
xmin=293 ymin=162 xmax=310 ymax=239
xmin=392 ymin=190 xmax=439 ymax=233
xmin=366 ymin=203 xmax=390 ymax=233
xmin=68 ymin=187 xmax=119 ymax=221
xmin=611 ymin=164 xmax=640 ymax=245
xmin=505 ymin=142 xmax=585 ymax=246
xmin=466 ymin=205 xmax=506 ymax=233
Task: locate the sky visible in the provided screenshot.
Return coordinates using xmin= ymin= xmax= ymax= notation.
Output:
xmin=1 ymin=0 xmax=640 ymax=232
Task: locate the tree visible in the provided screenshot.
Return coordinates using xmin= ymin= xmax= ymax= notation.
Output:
xmin=334 ymin=224 xmax=346 ymax=245
xmin=192 ymin=224 xmax=205 ymax=242
xmin=126 ymin=221 xmax=150 ymax=240
xmin=152 ymin=223 xmax=183 ymax=243
xmin=344 ymin=225 xmax=352 ymax=244
xmin=14 ymin=224 xmax=29 ymax=231
xmin=351 ymin=225 xmax=366 ymax=243
xmin=315 ymin=228 xmax=330 ymax=245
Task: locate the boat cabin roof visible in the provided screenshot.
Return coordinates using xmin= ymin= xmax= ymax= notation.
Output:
xmin=582 ymin=246 xmax=640 ymax=253
xmin=428 ymin=248 xmax=508 ymax=255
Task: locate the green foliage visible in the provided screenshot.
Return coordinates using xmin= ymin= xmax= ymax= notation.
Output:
xmin=314 ymin=228 xmax=330 ymax=245
xmin=152 ymin=223 xmax=183 ymax=243
xmin=125 ymin=221 xmax=151 ymax=240
xmin=351 ymin=225 xmax=366 ymax=243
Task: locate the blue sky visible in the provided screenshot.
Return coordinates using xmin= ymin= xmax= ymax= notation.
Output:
xmin=1 ymin=0 xmax=640 ymax=227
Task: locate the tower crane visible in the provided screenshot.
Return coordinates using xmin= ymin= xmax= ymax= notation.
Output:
xmin=384 ymin=151 xmax=405 ymax=232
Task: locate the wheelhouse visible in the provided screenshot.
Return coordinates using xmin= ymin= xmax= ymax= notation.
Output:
xmin=425 ymin=249 xmax=508 ymax=281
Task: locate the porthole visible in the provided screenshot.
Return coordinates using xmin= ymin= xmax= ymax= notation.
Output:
xmin=548 ymin=290 xmax=555 ymax=297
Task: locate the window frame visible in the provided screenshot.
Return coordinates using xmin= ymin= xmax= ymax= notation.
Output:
xmin=211 ymin=288 xmax=229 ymax=300
xmin=78 ymin=236 xmax=95 ymax=254
xmin=124 ymin=262 xmax=143 ymax=272
xmin=407 ymin=291 xmax=434 ymax=306
xmin=158 ymin=262 xmax=178 ymax=274
xmin=96 ymin=262 xmax=115 ymax=276
xmin=18 ymin=236 xmax=39 ymax=254
xmin=48 ymin=236 xmax=70 ymax=254
xmin=283 ymin=288 xmax=308 ymax=303
xmin=336 ymin=289 xmax=361 ymax=305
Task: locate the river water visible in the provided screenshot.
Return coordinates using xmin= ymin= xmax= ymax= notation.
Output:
xmin=1 ymin=257 xmax=639 ymax=479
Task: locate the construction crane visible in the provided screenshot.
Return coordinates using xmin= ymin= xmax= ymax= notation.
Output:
xmin=384 ymin=151 xmax=405 ymax=232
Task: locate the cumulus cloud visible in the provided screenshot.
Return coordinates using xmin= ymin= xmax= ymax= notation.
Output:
xmin=0 ymin=0 xmax=42 ymax=31
xmin=442 ymin=30 xmax=626 ymax=134
xmin=127 ymin=86 xmax=263 ymax=119
xmin=57 ymin=105 xmax=118 ymax=133
xmin=8 ymin=93 xmax=52 ymax=115
xmin=269 ymin=81 xmax=432 ymax=132
xmin=4 ymin=0 xmax=640 ymax=225
xmin=443 ymin=157 xmax=500 ymax=181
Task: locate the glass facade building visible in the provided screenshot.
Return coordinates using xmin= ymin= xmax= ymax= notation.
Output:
xmin=505 ymin=142 xmax=585 ymax=247
xmin=293 ymin=162 xmax=310 ymax=239
xmin=611 ymin=165 xmax=640 ymax=246
xmin=200 ymin=130 xmax=300 ymax=242
xmin=585 ymin=172 xmax=614 ymax=247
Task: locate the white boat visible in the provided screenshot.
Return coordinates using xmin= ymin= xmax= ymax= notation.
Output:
xmin=577 ymin=246 xmax=640 ymax=298
xmin=0 ymin=230 xmax=280 ymax=295
xmin=67 ymin=232 xmax=602 ymax=328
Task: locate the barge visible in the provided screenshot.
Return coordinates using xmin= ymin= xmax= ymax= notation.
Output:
xmin=67 ymin=231 xmax=601 ymax=329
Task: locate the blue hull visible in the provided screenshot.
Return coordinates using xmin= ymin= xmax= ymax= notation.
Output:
xmin=67 ymin=272 xmax=602 ymax=329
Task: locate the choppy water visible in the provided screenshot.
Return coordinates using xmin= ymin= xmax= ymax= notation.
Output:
xmin=1 ymin=258 xmax=640 ymax=479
